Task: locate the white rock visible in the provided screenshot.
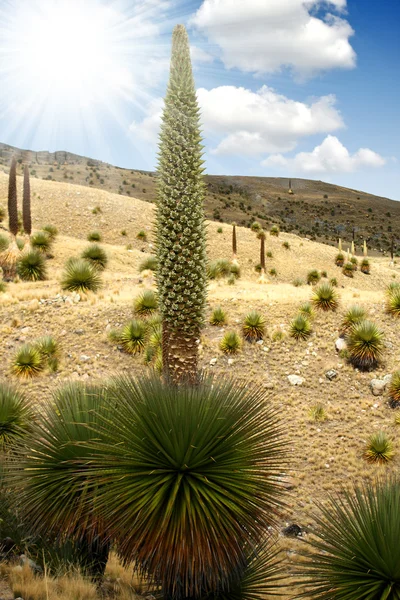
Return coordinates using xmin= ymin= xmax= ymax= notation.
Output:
xmin=370 ymin=378 xmax=387 ymax=396
xmin=335 ymin=338 xmax=347 ymax=352
xmin=210 ymin=358 xmax=217 ymax=366
xmin=288 ymin=374 xmax=304 ymax=386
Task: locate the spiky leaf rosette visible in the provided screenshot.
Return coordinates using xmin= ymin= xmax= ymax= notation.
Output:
xmin=243 ymin=311 xmax=266 ymax=342
xmin=312 ymin=282 xmax=339 ymax=312
xmin=119 ymin=319 xmax=148 ymax=354
xmin=16 ymin=249 xmax=47 ymax=281
xmin=386 ymin=288 xmax=400 ymax=317
xmin=335 ymin=253 xmax=344 ymax=267
xmin=133 ymin=289 xmax=158 ymax=316
xmin=81 ymin=244 xmax=108 ymax=270
xmin=210 ymin=306 xmax=227 ymax=325
xmin=8 ymin=157 xmax=18 ymax=237
xmin=360 ymin=258 xmax=370 ymax=274
xmin=0 ymin=384 xmax=33 ymax=452
xmin=347 ymin=320 xmax=384 ymax=371
xmin=30 ymin=230 xmax=52 ymax=254
xmin=297 ymin=479 xmax=400 ymax=600
xmin=155 ymin=24 xmax=207 ymax=383
xmin=61 ymin=258 xmax=102 ymax=293
xmin=340 ymin=305 xmax=366 ymax=336
xmin=388 ymin=371 xmax=400 ymax=408
xmin=364 ymin=431 xmax=394 ymax=463
xmin=290 ymin=314 xmax=312 ymax=341
xmin=11 ymin=344 xmax=45 ymax=378
xmin=9 ymin=383 xmax=112 ymax=576
xmin=22 ymin=164 xmax=32 ymax=236
xmin=75 ymin=374 xmax=287 ymax=599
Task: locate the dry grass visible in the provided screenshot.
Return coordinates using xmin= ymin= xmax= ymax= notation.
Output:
xmin=1 ymin=175 xmax=400 ymax=598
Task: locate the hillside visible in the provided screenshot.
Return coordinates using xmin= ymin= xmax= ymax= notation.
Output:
xmin=1 ymin=141 xmax=399 ymax=255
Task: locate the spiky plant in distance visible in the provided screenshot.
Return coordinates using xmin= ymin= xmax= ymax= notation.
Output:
xmin=61 ymin=258 xmax=102 ymax=293
xmin=81 ymin=244 xmax=108 ymax=270
xmin=290 ymin=314 xmax=312 ymax=341
xmin=42 ymin=224 xmax=58 ymax=240
xmin=340 ymin=305 xmax=366 ymax=336
xmin=309 ymin=403 xmax=327 ymax=422
xmin=66 ymin=374 xmax=287 ymax=599
xmin=155 ymin=25 xmax=207 ymax=384
xmin=342 ymin=261 xmax=354 ymax=277
xmin=388 ymin=371 xmax=400 ymax=408
xmin=232 ymin=222 xmax=237 ymax=261
xmin=364 ymin=431 xmax=394 ymax=463
xmin=16 ymin=249 xmax=47 ymax=281
xmin=11 ymin=344 xmax=44 ymax=378
xmin=270 ymin=225 xmax=279 ymax=237
xmin=119 ymin=319 xmax=148 ymax=354
xmin=133 ymin=290 xmax=158 ymax=316
xmin=335 ymin=253 xmax=344 ymax=267
xmin=251 ymin=221 xmax=261 ymax=232
xmin=386 ymin=287 xmax=400 ymax=317
xmin=30 ymin=230 xmax=52 ymax=255
xmin=298 ymin=478 xmax=400 ymax=599
xmin=22 ymin=164 xmax=32 ymax=237
xmin=360 ymin=258 xmax=370 ymax=274
xmin=8 ymin=157 xmax=18 ymax=238
xmin=243 ymin=311 xmax=266 ymax=342
xmin=210 ymin=306 xmax=227 ymax=325
xmin=312 ymin=283 xmax=339 ymax=312
xmin=87 ymin=230 xmax=102 ymax=242
xmin=350 ymin=256 xmax=358 ymax=271
xmin=220 ymin=331 xmax=242 ymax=354
xmin=307 ymin=270 xmax=320 ymax=285
xmin=0 ymin=383 xmax=33 ymax=452
xmin=299 ymin=302 xmax=315 ymax=320
xmin=139 ymin=255 xmax=158 ymax=273
xmin=347 ymin=320 xmax=384 ymax=371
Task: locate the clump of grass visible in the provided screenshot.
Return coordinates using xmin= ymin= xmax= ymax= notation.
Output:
xmin=282 ymin=241 xmax=290 ymax=250
xmin=342 ymin=262 xmax=354 ymax=277
xmin=30 ymin=231 xmax=52 ymax=255
xmin=139 ymin=255 xmax=158 ymax=273
xmin=81 ymin=244 xmax=108 ymax=271
xmin=360 ymin=258 xmax=370 ymax=274
xmin=0 ymin=383 xmax=33 ymax=451
xmin=321 ymin=270 xmax=328 ymax=278
xmin=312 ymin=282 xmax=339 ymax=312
xmin=42 ymin=224 xmax=58 ymax=240
xmin=330 ymin=277 xmax=338 ymax=287
xmin=220 ymin=331 xmax=242 ymax=354
xmin=271 ymin=329 xmax=285 ymax=342
xmin=133 ymin=290 xmax=158 ymax=316
xmin=266 ymin=251 xmax=273 ymax=258
xmin=350 ymin=256 xmax=358 ymax=271
xmin=243 ymin=311 xmax=266 ymax=342
xmin=388 ymin=371 xmax=400 ymax=409
xmin=87 ymin=231 xmax=102 ymax=242
xmin=270 ymin=225 xmax=280 ymax=237
xmin=35 ymin=336 xmax=60 ymax=372
xmin=269 ymin=268 xmax=277 ymax=277
xmin=230 ymin=263 xmax=241 ymax=278
xmin=386 ymin=287 xmax=400 ymax=317
xmin=16 ymin=250 xmax=47 ymax=281
xmin=11 ymin=344 xmax=45 ymax=378
xmin=347 ymin=320 xmax=384 ymax=371
xmin=210 ymin=307 xmax=227 ymax=326
xmin=61 ymin=258 xmax=102 ymax=293
xmin=115 ymin=319 xmax=148 ymax=354
xmin=309 ymin=403 xmax=327 ymax=422
xmin=136 ymin=230 xmax=147 ymax=241
xmin=340 ymin=305 xmax=366 ymax=336
xmin=207 ymin=259 xmax=231 ymax=280
xmin=217 ymin=227 xmax=223 ymax=233
xmin=299 ymin=302 xmax=315 ymax=320
xmin=290 ymin=314 xmax=312 ymax=341
xmin=307 ymin=270 xmax=320 ymax=285
xmin=364 ymin=431 xmax=394 ymax=463
xmin=92 ymin=205 xmax=102 ymax=214
xmin=250 ymin=221 xmax=261 ymax=232
xmin=254 ymin=263 xmax=262 ymax=273
xmin=227 ymin=274 xmax=236 ymax=285
xmin=335 ymin=252 xmax=344 ymax=267
xmin=293 ymin=278 xmax=304 ymax=287
xmin=120 ymin=229 xmax=127 ymax=236
xmin=0 ymin=234 xmax=9 ymax=252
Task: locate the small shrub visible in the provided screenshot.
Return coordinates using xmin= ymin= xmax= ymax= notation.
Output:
xmin=87 ymin=231 xmax=102 ymax=242
xmin=230 ymin=263 xmax=241 ymax=278
xmin=290 ymin=314 xmax=312 ymax=341
xmin=207 ymin=259 xmax=231 ymax=280
xmin=42 ymin=225 xmax=58 ymax=240
xmin=61 ymin=258 xmax=102 ymax=293
xmin=120 ymin=229 xmax=127 ymax=236
xmin=81 ymin=244 xmax=108 ymax=270
xmin=136 ymin=230 xmax=147 ymax=241
xmin=335 ymin=253 xmax=344 ymax=267
xmin=227 ymin=274 xmax=235 ymax=285
xmin=139 ymin=255 xmax=158 ymax=273
xmin=360 ymin=258 xmax=370 ymax=274
xmin=388 ymin=371 xmax=400 ymax=408
xmin=16 ymin=250 xmax=47 ymax=281
xmin=217 ymin=227 xmax=223 ymax=233
xmin=0 ymin=383 xmax=33 ymax=451
xmin=299 ymin=302 xmax=315 ymax=320
xmin=11 ymin=344 xmax=45 ymax=378
xmin=386 ymin=288 xmax=400 ymax=317
xmin=282 ymin=241 xmax=290 ymax=250
xmin=342 ymin=262 xmax=354 ymax=277
xmin=307 ymin=270 xmax=320 ymax=285
xmin=30 ymin=231 xmax=52 ymax=254
xmin=92 ymin=205 xmax=102 ymax=215
xmin=250 ymin=221 xmax=261 ymax=232
xmin=269 ymin=268 xmax=277 ymax=277
xmin=364 ymin=431 xmax=394 ymax=463
xmin=210 ymin=307 xmax=227 ymax=326
xmin=0 ymin=234 xmax=9 ymax=252
xmin=309 ymin=404 xmax=327 ymax=422
xmin=254 ymin=263 xmax=262 ymax=273
xmin=118 ymin=319 xmax=148 ymax=354
xmin=133 ymin=290 xmax=158 ymax=316
xmin=220 ymin=331 xmax=242 ymax=354
xmin=243 ymin=311 xmax=266 ymax=342
xmin=270 ymin=225 xmax=280 ymax=237
xmin=312 ymin=283 xmax=339 ymax=312
xmin=293 ymin=278 xmax=304 ymax=287
xmin=321 ymin=270 xmax=327 ymax=278
xmin=35 ymin=336 xmax=60 ymax=371
xmin=330 ymin=277 xmax=338 ymax=287
xmin=271 ymin=329 xmax=285 ymax=342
xmin=266 ymin=251 xmax=273 ymax=258
xmin=350 ymin=256 xmax=358 ymax=271
xmin=340 ymin=305 xmax=366 ymax=336
xmin=347 ymin=320 xmax=384 ymax=371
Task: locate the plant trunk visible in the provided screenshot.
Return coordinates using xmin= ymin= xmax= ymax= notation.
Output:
xmin=8 ymin=158 xmax=18 ymax=237
xmin=232 ymin=224 xmax=237 ymax=259
xmin=23 ymin=164 xmax=32 ymax=236
xmin=260 ymin=236 xmax=266 ymax=273
xmin=162 ymin=322 xmax=199 ymax=385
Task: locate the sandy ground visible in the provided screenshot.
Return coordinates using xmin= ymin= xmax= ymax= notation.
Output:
xmin=1 ymin=173 xmax=400 ymax=597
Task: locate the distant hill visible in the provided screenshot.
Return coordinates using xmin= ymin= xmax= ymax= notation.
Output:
xmin=1 ymin=141 xmax=399 ymax=255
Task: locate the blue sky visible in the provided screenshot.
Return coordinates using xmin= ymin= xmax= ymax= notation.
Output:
xmin=0 ymin=0 xmax=398 ymax=199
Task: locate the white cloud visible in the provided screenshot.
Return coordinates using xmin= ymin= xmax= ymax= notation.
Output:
xmin=190 ymin=46 xmax=214 ymax=64
xmin=129 ymin=97 xmax=164 ymax=142
xmin=189 ymin=0 xmax=356 ymax=78
xmin=129 ymin=85 xmax=344 ymax=155
xmin=262 ymin=135 xmax=386 ymax=173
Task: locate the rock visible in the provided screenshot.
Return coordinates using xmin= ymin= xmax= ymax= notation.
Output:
xmin=288 ymin=374 xmax=304 ymax=386
xmin=20 ymin=327 xmax=30 ymax=334
xmin=383 ymin=374 xmax=393 ymax=385
xmin=264 ymin=382 xmax=275 ymax=390
xmin=64 ymin=297 xmax=74 ymax=306
xmin=227 ymin=359 xmax=234 ymax=366
xmin=370 ymin=378 xmax=388 ymax=396
xmin=19 ymin=554 xmax=42 ymax=573
xmin=325 ymin=369 xmax=338 ymax=381
xmin=80 ymin=355 xmax=91 ymax=362
xmin=73 ymin=329 xmax=85 ymax=335
xmin=282 ymin=524 xmax=302 ymax=538
xmin=335 ymin=338 xmax=347 ymax=352
xmin=209 ymin=358 xmax=217 ymax=366
xmin=72 ymin=293 xmax=81 ymax=303
xmin=28 ymin=299 xmax=39 ymax=312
